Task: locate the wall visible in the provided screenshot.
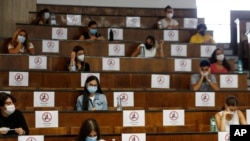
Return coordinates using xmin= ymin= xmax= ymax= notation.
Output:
xmin=37 ymin=0 xmax=196 ymax=9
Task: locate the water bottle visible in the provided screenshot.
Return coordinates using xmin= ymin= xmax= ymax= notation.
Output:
xmin=116 ymin=96 xmax=122 ymax=111
xmin=50 ymin=13 xmax=56 ymax=25
xmin=210 ymin=115 xmax=216 ymax=132
xmin=109 ymin=29 xmax=114 ymax=41
xmin=238 ymin=59 xmax=243 ymax=73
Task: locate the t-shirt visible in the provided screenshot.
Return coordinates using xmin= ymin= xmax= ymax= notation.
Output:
xmin=190 ymin=74 xmax=217 ymax=91
xmin=210 ymin=63 xmax=228 ymax=73
xmin=8 ymin=43 xmax=34 ymax=54
xmin=218 ymin=111 xmax=240 ymax=132
xmin=189 ymin=33 xmax=215 ymax=44
xmin=82 ymin=32 xmax=101 ymax=40
xmin=137 ymin=43 xmax=156 ymax=58
xmin=158 ymin=18 xmax=179 ymax=28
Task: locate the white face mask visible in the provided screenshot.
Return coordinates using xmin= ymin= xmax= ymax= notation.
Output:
xmin=77 ymin=54 xmax=85 ymax=62
xmin=5 ymin=105 xmax=15 ymax=115
xmin=216 ymin=54 xmax=224 ymax=61
xmin=166 ymin=13 xmax=173 ymax=19
xmin=44 ymin=12 xmax=50 ymax=19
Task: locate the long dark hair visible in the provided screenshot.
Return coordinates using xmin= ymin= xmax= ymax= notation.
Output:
xmin=32 ymin=8 xmax=50 ymax=24
xmin=0 ymin=92 xmax=16 ymax=107
xmin=75 ymin=118 xmax=101 ymax=141
xmin=209 ymin=48 xmax=231 ymax=72
xmin=222 ymin=95 xmax=239 ymax=110
xmin=81 ymin=75 xmax=103 ymax=110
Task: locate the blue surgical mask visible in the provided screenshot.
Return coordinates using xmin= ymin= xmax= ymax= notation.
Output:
xmin=89 ymin=29 xmax=97 ymax=35
xmin=18 ymin=35 xmax=26 ymax=43
xmin=87 ymin=86 xmax=98 ymax=94
xmin=86 ymin=136 xmax=97 ymax=141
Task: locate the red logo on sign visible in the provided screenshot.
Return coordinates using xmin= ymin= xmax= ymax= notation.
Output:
xmin=34 ymin=57 xmax=42 ymax=65
xmin=129 ymin=111 xmax=139 ymax=121
xmin=168 ymin=31 xmax=175 ymax=39
xmin=156 ymin=76 xmax=165 ymax=84
xmin=225 ymin=76 xmax=233 ymax=84
xmin=47 ymin=41 xmax=55 ymax=49
xmin=119 ymin=93 xmax=128 ymax=102
xmin=113 ymin=45 xmax=120 ymax=53
xmin=129 ymin=135 xmax=139 ymax=141
xmin=56 ymin=29 xmax=64 ymax=36
xmin=42 ymin=112 xmax=52 ymax=122
xmin=40 ymin=93 xmax=49 ymax=102
xmin=169 ymin=111 xmax=179 ymax=120
xmin=201 ymin=93 xmax=209 ymax=102
xmin=107 ymin=58 xmax=115 ymax=66
xmin=15 ymin=73 xmax=23 ymax=82
xmin=26 ymin=137 xmax=37 ymax=141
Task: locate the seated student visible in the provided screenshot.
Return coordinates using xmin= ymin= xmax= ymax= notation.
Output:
xmin=68 ymin=45 xmax=90 ymax=71
xmin=76 ymin=76 xmax=108 ymax=111
xmin=157 ymin=5 xmax=179 ymax=29
xmin=131 ymin=35 xmax=164 ymax=57
xmin=191 ymin=60 xmax=219 ymax=91
xmin=189 ymin=23 xmax=215 ymax=44
xmin=209 ymin=48 xmax=231 ymax=73
xmin=215 ymin=95 xmax=247 ymax=132
xmin=8 ymin=28 xmax=35 ymax=54
xmin=31 ymin=8 xmax=50 ymax=25
xmin=0 ymin=92 xmax=29 ymax=135
xmin=79 ymin=21 xmax=105 ymax=41
xmin=75 ymin=118 xmax=103 ymax=141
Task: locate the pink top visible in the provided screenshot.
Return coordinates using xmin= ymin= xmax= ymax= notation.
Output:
xmin=210 ymin=63 xmax=228 ymax=73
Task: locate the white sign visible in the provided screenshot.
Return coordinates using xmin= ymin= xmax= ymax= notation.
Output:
xmin=108 ymin=28 xmax=123 ymax=40
xmin=9 ymin=72 xmax=29 ymax=86
xmin=35 ymin=111 xmax=58 ymax=128
xmin=42 ymin=40 xmax=59 ymax=53
xmin=195 ymin=92 xmax=215 ymax=107
xmin=81 ymin=73 xmax=100 ymax=87
xmin=163 ymin=30 xmax=179 ymax=41
xmin=163 ymin=109 xmax=185 ymax=126
xmin=18 ymin=135 xmax=44 ymax=141
xmin=246 ymin=22 xmax=250 ymax=34
xmin=113 ymin=92 xmax=134 ymax=107
xmin=123 ymin=110 xmax=145 ymax=127
xmin=183 ymin=18 xmax=198 ymax=29
xmin=126 ymin=16 xmax=141 ymax=27
xmin=52 ymin=27 xmax=68 ymax=40
xmin=151 ymin=74 xmax=170 ymax=88
xmin=108 ymin=44 xmax=125 ymax=56
xmin=200 ymin=45 xmax=216 ymax=57
xmin=122 ymin=133 xmax=146 ymax=141
xmin=66 ymin=14 xmax=82 ymax=25
xmin=220 ymin=75 xmax=238 ymax=88
xmin=29 ymin=56 xmax=47 ymax=70
xmin=246 ymin=109 xmax=250 ymax=124
xmin=171 ymin=44 xmax=187 ymax=57
xmin=34 ymin=91 xmax=55 ymax=107
xmin=174 ymin=58 xmax=192 ymax=72
xmin=102 ymin=57 xmax=120 ymax=71
xmin=218 ymin=132 xmax=230 ymax=141
xmin=0 ymin=91 xmax=11 ymax=94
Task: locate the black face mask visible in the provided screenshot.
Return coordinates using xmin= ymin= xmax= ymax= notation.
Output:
xmin=145 ymin=43 xmax=153 ymax=49
xmin=199 ymin=30 xmax=206 ymax=36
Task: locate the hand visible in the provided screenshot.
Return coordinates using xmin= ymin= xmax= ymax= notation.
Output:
xmin=222 ymin=107 xmax=234 ymax=118
xmin=199 ymin=68 xmax=204 ymax=78
xmin=70 ymin=51 xmax=76 ymax=61
xmin=204 ymin=68 xmax=211 ymax=80
xmin=159 ymin=40 xmax=164 ymax=48
xmin=15 ymin=127 xmax=25 ymax=135
xmin=0 ymin=127 xmax=9 ymax=135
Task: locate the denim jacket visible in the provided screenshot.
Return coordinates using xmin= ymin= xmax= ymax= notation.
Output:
xmin=76 ymin=93 xmax=108 ymax=111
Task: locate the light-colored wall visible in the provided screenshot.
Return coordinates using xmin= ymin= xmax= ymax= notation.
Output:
xmin=0 ymin=0 xmax=37 ymax=37
xmin=37 ymin=0 xmax=196 ymax=9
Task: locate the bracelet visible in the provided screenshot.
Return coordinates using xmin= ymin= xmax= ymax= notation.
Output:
xmin=207 ymin=79 xmax=211 ymax=83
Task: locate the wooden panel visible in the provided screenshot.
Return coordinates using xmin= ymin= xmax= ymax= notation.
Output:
xmin=29 ymin=127 xmax=69 ymax=135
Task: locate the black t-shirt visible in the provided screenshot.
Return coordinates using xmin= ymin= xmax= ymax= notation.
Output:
xmin=82 ymin=32 xmax=101 ymax=40
xmin=0 ymin=110 xmax=29 ymax=135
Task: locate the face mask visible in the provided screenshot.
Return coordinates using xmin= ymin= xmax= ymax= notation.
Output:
xmin=87 ymin=86 xmax=98 ymax=94
xmin=89 ymin=29 xmax=97 ymax=35
xmin=44 ymin=12 xmax=50 ymax=19
xmin=199 ymin=30 xmax=206 ymax=36
xmin=216 ymin=54 xmax=224 ymax=61
xmin=5 ymin=105 xmax=15 ymax=115
xmin=145 ymin=43 xmax=153 ymax=49
xmin=18 ymin=35 xmax=26 ymax=43
xmin=77 ymin=54 xmax=85 ymax=62
xmin=202 ymin=72 xmax=208 ymax=77
xmin=86 ymin=136 xmax=97 ymax=141
xmin=166 ymin=13 xmax=173 ymax=19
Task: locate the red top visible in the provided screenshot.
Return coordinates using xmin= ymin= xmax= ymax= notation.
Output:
xmin=210 ymin=63 xmax=228 ymax=73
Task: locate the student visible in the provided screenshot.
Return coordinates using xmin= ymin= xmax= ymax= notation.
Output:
xmin=215 ymin=96 xmax=247 ymax=132
xmin=32 ymin=8 xmax=50 ymax=25
xmin=157 ymin=5 xmax=179 ymax=29
xmin=190 ymin=23 xmax=215 ymax=44
xmin=76 ymin=76 xmax=107 ymax=111
xmin=131 ymin=35 xmax=164 ymax=58
xmin=75 ymin=118 xmax=102 ymax=141
xmin=209 ymin=48 xmax=231 ymax=73
xmin=8 ymin=28 xmax=35 ymax=54
xmin=68 ymin=45 xmax=90 ymax=71
xmin=191 ymin=60 xmax=219 ymax=91
xmin=0 ymin=92 xmax=29 ymax=135
xmin=79 ymin=21 xmax=105 ymax=41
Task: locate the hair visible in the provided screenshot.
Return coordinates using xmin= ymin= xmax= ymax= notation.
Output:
xmin=72 ymin=45 xmax=85 ymax=62
xmin=146 ymin=35 xmax=155 ymax=45
xmin=0 ymin=92 xmax=16 ymax=107
xmin=197 ymin=23 xmax=207 ymax=31
xmin=164 ymin=5 xmax=173 ymax=12
xmin=222 ymin=95 xmax=239 ymax=110
xmin=9 ymin=28 xmax=31 ymax=53
xmin=209 ymin=48 xmax=231 ymax=71
xmin=75 ymin=118 xmax=101 ymax=141
xmin=88 ymin=20 xmax=97 ymax=27
xmin=199 ymin=60 xmax=210 ymax=67
xmin=32 ymin=8 xmax=50 ymax=24
xmin=81 ymin=75 xmax=103 ymax=110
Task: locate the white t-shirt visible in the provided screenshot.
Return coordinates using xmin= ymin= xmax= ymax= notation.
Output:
xmin=159 ymin=18 xmax=179 ymax=29
xmin=8 ymin=42 xmax=34 ymax=54
xmin=137 ymin=43 xmax=156 ymax=58
xmin=219 ymin=110 xmax=240 ymax=132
